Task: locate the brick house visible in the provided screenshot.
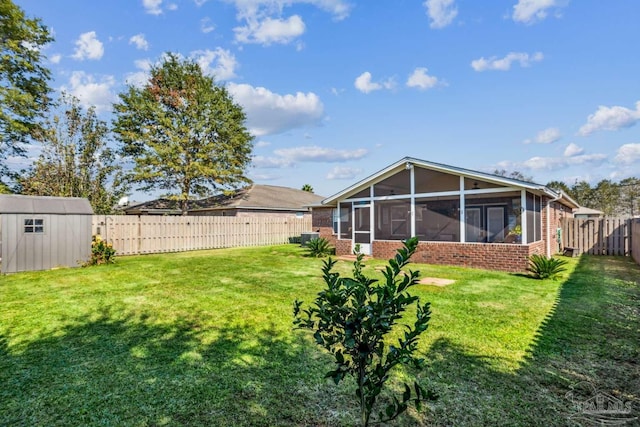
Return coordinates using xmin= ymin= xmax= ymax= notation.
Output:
xmin=311 ymin=157 xmax=578 ymax=272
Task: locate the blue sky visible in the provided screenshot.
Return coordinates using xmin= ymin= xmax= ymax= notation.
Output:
xmin=14 ymin=0 xmax=640 ymax=199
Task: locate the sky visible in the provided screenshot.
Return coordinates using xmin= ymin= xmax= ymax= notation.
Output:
xmin=13 ymin=0 xmax=640 ymax=200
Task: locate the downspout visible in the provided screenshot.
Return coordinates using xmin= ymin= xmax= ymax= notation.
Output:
xmin=546 ymin=191 xmax=562 ymax=258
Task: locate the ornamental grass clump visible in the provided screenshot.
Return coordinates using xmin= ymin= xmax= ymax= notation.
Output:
xmin=294 ymin=237 xmax=436 ymax=426
xmin=86 ymin=235 xmax=116 ymax=266
xmin=528 ymin=254 xmax=567 ymax=280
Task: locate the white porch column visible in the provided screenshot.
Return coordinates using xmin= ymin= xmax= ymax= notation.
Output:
xmin=410 ymin=164 xmax=416 ymax=237
xmin=459 ymin=176 xmax=466 ymax=242
xmin=521 ymin=190 xmax=527 ymax=244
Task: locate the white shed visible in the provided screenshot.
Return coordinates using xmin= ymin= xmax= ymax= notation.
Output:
xmin=0 ymin=195 xmax=93 ymax=273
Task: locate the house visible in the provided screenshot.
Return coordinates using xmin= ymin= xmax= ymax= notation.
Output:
xmin=573 ymin=206 xmax=604 ymax=219
xmin=0 ymin=195 xmax=93 ymax=273
xmin=311 ymin=157 xmax=578 ymax=272
xmin=124 ymin=184 xmax=324 ymax=219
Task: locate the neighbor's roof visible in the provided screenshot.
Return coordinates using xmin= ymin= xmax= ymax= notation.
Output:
xmin=573 ymin=206 xmax=604 ymax=215
xmin=0 ymin=194 xmax=93 ymax=214
xmin=190 ymin=184 xmax=325 ymax=212
xmin=321 ymin=157 xmax=579 ymax=209
xmin=124 ymin=184 xmax=325 ymax=214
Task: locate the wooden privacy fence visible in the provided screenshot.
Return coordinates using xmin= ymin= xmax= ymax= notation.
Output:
xmin=561 ymin=217 xmax=633 ymax=256
xmin=92 ymin=215 xmax=312 ymax=256
xmin=632 ymin=220 xmax=640 ymax=265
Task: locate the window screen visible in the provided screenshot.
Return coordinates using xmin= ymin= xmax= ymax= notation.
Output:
xmin=24 ymin=218 xmax=44 ymax=233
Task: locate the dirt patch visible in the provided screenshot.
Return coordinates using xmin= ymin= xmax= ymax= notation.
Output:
xmin=418 ymin=277 xmax=455 ymax=287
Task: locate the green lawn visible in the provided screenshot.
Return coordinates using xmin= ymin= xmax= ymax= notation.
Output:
xmin=1 ymin=245 xmax=638 ymax=426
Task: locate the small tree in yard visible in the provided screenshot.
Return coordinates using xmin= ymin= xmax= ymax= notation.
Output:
xmin=294 ymin=237 xmax=435 ymax=426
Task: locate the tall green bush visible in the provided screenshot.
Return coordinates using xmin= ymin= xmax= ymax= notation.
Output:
xmin=294 ymin=237 xmax=435 ymax=426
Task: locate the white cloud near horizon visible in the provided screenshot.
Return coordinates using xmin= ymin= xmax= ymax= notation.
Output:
xmin=71 ymin=31 xmax=104 ymax=61
xmin=327 ymin=166 xmax=363 ymax=180
xmin=471 ymin=51 xmax=543 ymax=71
xmin=497 ymin=152 xmax=607 ymax=172
xmin=424 ymin=0 xmax=458 ymax=29
xmin=512 ymin=0 xmax=567 ymax=24
xmin=578 ymin=101 xmax=640 ymax=136
xmin=564 ymin=142 xmax=584 ymax=157
xmin=523 ymin=127 xmax=561 ymax=144
xmin=60 ymin=71 xmax=116 ymax=113
xmin=227 ymin=83 xmax=324 ymax=136
xmin=406 ymin=67 xmax=441 ymax=90
xmin=274 ymin=146 xmax=367 ymax=162
xmin=124 ymin=58 xmax=153 ymax=87
xmin=614 ymin=143 xmax=640 ymax=164
xmin=129 ymin=34 xmax=149 ymax=51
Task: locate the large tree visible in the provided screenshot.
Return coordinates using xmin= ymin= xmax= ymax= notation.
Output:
xmin=0 ymin=0 xmax=52 ymax=176
xmin=618 ymin=177 xmax=640 ymax=217
xmin=19 ymin=95 xmax=126 ymax=214
xmin=113 ymin=53 xmax=254 ymax=214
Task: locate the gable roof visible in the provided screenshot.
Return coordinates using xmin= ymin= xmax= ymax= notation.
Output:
xmin=190 ymin=184 xmax=324 ymax=212
xmin=0 ymin=195 xmax=93 ymax=214
xmin=321 ymin=157 xmax=579 ymax=209
xmin=123 ymin=185 xmax=325 ymax=215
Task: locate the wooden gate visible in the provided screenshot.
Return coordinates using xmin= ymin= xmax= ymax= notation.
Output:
xmin=561 ymin=217 xmax=632 ymax=256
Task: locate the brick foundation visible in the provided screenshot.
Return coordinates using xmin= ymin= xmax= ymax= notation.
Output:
xmin=334 ymin=238 xmax=545 ymax=272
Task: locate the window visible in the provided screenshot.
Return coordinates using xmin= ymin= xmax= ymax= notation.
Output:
xmin=332 ymin=208 xmax=339 ymax=234
xmin=24 ymin=218 xmax=44 ymax=233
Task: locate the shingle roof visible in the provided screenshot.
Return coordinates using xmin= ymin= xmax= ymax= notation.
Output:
xmin=0 ymin=195 xmax=93 ymax=214
xmin=190 ymin=184 xmax=324 ymax=212
xmin=123 ymin=185 xmax=325 ymax=214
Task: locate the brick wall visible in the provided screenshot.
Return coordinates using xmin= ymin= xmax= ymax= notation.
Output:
xmin=312 ymin=207 xmax=337 ymax=246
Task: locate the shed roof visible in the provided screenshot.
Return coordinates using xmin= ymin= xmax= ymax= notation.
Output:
xmin=0 ymin=195 xmax=93 ymax=214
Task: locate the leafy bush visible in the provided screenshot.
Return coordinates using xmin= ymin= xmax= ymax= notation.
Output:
xmin=86 ymin=235 xmax=116 ymax=266
xmin=306 ymin=237 xmax=334 ymax=257
xmin=528 ymin=254 xmax=567 ymax=279
xmin=294 ymin=237 xmax=435 ymax=426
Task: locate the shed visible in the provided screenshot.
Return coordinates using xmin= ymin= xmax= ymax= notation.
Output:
xmin=0 ymin=195 xmax=93 ymax=273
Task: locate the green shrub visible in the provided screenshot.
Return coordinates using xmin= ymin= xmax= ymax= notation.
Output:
xmin=294 ymin=237 xmax=435 ymax=426
xmin=528 ymin=254 xmax=567 ymax=280
xmin=86 ymin=235 xmax=116 ymax=266
xmin=306 ymin=237 xmax=334 ymax=257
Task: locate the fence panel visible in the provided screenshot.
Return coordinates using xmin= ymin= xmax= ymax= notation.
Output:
xmin=92 ymin=215 xmax=311 ymax=256
xmin=561 ymin=217 xmax=632 ymax=256
xmin=632 ymin=220 xmax=640 ymax=265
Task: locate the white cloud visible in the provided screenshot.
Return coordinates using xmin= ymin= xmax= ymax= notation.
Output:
xmin=355 ymin=72 xmax=380 ymax=93
xmin=71 ymin=31 xmax=104 ymax=61
xmin=61 ymin=71 xmax=116 ymax=113
xmin=166 ymin=3 xmax=177 ymax=10
xmin=234 ymin=15 xmax=305 ymax=45
xmin=564 ymin=143 xmax=584 ymax=157
xmin=274 ymin=146 xmax=368 ymax=162
xmin=252 ymin=155 xmax=293 ymax=168
xmin=498 ymin=152 xmax=607 ymax=172
xmin=614 ymin=143 xmax=640 ymax=164
xmin=424 ymin=0 xmax=458 ymax=29
xmin=524 ymin=127 xmax=561 ymax=144
xmin=191 ymin=48 xmax=238 ymax=81
xmin=327 ymin=166 xmax=363 ymax=180
xmin=228 ymin=0 xmax=352 ymax=22
xmin=255 ymin=140 xmax=271 ymax=148
xmin=50 ymin=53 xmax=62 ymax=64
xmin=578 ymin=101 xmax=640 ymax=136
xmin=143 ymin=0 xmax=163 ymax=15
xmin=471 ymin=51 xmax=543 ymax=71
xmin=201 ymin=17 xmax=216 ymax=33
xmin=124 ymin=58 xmax=152 ymax=87
xmin=354 ymin=72 xmax=395 ymax=94
xmin=512 ymin=0 xmax=566 ymax=24
xmin=129 ymin=34 xmax=149 ymax=51
xmin=227 ymin=82 xmax=324 ymax=136
xmin=406 ymin=67 xmax=440 ymax=90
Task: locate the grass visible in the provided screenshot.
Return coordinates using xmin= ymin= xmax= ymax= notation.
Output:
xmin=0 ymin=245 xmax=638 ymax=426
